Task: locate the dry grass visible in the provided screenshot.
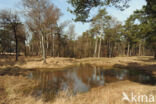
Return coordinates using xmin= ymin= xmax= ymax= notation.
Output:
xmin=59 ymin=81 xmax=156 ymax=104
xmin=1 ymin=75 xmax=155 ymax=104
xmin=0 ymin=56 xmax=156 ymax=104
xmin=0 ymin=56 xmax=155 ymax=69
xmin=0 ymin=56 xmax=77 ymax=69
xmin=0 ymin=75 xmax=36 ymax=104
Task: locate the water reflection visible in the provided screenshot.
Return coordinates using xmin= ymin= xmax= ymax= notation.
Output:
xmin=30 ymin=64 xmax=156 ymax=101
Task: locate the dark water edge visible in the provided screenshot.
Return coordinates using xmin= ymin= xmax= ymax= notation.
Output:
xmin=28 ymin=64 xmax=156 ymax=101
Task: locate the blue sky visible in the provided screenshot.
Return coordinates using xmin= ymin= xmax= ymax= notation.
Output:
xmin=0 ymin=0 xmax=146 ymax=36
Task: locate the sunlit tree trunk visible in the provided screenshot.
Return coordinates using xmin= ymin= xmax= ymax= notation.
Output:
xmin=46 ymin=37 xmax=49 ymax=56
xmin=94 ymin=35 xmax=98 ymax=57
xmin=86 ymin=37 xmax=88 ymax=57
xmin=98 ymin=33 xmax=102 ymax=58
xmin=52 ymin=33 xmax=55 ymax=58
xmin=74 ymin=36 xmax=76 ymax=57
xmin=41 ymin=35 xmax=46 ymax=64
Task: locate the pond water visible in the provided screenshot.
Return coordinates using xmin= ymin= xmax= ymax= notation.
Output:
xmin=28 ymin=64 xmax=156 ymax=101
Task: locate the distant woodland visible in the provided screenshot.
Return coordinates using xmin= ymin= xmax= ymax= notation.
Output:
xmin=0 ymin=0 xmax=155 ymax=63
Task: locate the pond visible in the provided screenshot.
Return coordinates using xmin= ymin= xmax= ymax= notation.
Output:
xmin=28 ymin=64 xmax=156 ymax=101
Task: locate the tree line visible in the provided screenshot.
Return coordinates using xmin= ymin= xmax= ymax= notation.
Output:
xmin=0 ymin=0 xmax=155 ymax=63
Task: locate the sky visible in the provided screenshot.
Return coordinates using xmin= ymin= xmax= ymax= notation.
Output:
xmin=0 ymin=0 xmax=146 ymax=36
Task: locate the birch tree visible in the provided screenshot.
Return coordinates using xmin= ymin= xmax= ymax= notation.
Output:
xmin=22 ymin=0 xmax=61 ymax=63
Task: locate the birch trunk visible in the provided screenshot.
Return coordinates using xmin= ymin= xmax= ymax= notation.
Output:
xmin=98 ymin=33 xmax=102 ymax=58
xmin=41 ymin=35 xmax=46 ymax=64
xmin=94 ymin=35 xmax=98 ymax=57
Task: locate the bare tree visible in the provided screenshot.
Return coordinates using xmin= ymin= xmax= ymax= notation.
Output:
xmin=94 ymin=34 xmax=98 ymax=57
xmin=67 ymin=24 xmax=76 ymax=40
xmin=66 ymin=24 xmax=76 ymax=57
xmin=22 ymin=0 xmax=61 ymax=64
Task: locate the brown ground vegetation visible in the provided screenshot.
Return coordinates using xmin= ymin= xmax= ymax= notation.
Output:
xmin=0 ymin=56 xmax=156 ymax=69
xmin=0 ymin=56 xmax=156 ymax=104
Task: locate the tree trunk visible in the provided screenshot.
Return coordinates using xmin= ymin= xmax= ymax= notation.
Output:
xmin=73 ymin=35 xmax=76 ymax=57
xmin=46 ymin=37 xmax=49 ymax=56
xmin=130 ymin=49 xmax=132 ymax=56
xmin=13 ymin=27 xmax=18 ymax=61
xmin=123 ymin=44 xmax=126 ymax=56
xmin=24 ymin=46 xmax=27 ymax=56
xmin=86 ymin=37 xmax=88 ymax=57
xmin=108 ymin=40 xmax=111 ymax=58
xmin=94 ymin=35 xmax=98 ymax=57
xmin=52 ymin=33 xmax=55 ymax=58
xmin=154 ymin=49 xmax=156 ymax=59
xmin=41 ymin=35 xmax=46 ymax=64
xmin=142 ymin=45 xmax=145 ymax=56
xmin=15 ymin=35 xmax=18 ymax=61
xmin=40 ymin=40 xmax=42 ymax=56
xmin=139 ymin=42 xmax=141 ymax=56
xmin=9 ymin=40 xmax=12 ymax=54
xmin=127 ymin=42 xmax=130 ymax=56
xmin=98 ymin=34 xmax=102 ymax=58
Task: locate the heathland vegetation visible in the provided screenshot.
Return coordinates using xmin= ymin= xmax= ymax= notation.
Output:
xmin=0 ymin=0 xmax=155 ymax=104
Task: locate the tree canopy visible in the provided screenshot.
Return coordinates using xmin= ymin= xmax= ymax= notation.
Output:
xmin=67 ymin=0 xmax=130 ymax=22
